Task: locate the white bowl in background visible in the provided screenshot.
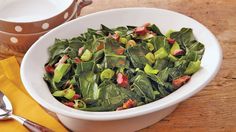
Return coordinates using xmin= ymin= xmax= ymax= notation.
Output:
xmin=0 ymin=0 xmax=73 ymax=22
xmin=0 ymin=0 xmax=92 ymax=34
xmin=21 ymin=8 xmax=222 ymax=132
xmin=0 ymin=0 xmax=76 ymax=34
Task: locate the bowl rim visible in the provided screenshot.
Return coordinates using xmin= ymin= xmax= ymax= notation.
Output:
xmin=21 ymin=7 xmax=222 ymax=121
xmin=0 ymin=5 xmax=77 ymax=37
xmin=0 ymin=6 xmax=77 ymax=37
xmin=0 ymin=0 xmax=75 ymax=23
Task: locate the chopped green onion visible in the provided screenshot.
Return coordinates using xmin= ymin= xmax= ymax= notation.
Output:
xmin=81 ymin=49 xmax=92 ymax=61
xmin=74 ymin=100 xmax=86 ymax=109
xmin=154 ymin=47 xmax=168 ymax=59
xmin=145 ymin=52 xmax=155 ymax=64
xmin=144 ymin=64 xmax=159 ymax=74
xmin=126 ymin=35 xmax=131 ymax=41
xmin=184 ymin=60 xmax=201 ymax=75
xmin=119 ymin=37 xmax=128 ymax=44
xmin=100 ymin=68 xmax=115 ymax=81
xmin=64 ymin=89 xmax=76 ymax=100
xmin=52 ymin=90 xmax=65 ymax=97
xmin=170 ymin=42 xmax=180 ymax=55
xmin=53 ymin=64 xmax=70 ymax=83
xmin=147 ymin=43 xmax=154 ymax=51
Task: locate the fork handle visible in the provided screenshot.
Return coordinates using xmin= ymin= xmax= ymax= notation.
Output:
xmin=11 ymin=115 xmax=53 ymax=132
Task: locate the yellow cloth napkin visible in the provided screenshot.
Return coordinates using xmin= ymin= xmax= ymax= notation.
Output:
xmin=0 ymin=57 xmax=26 ymax=93
xmin=0 ymin=57 xmax=67 ymax=132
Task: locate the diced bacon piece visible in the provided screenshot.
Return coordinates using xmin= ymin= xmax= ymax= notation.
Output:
xmin=55 ymin=55 xmax=69 ymax=66
xmin=74 ymin=57 xmax=81 ymax=64
xmin=72 ymin=94 xmax=81 ymax=100
xmin=96 ymin=42 xmax=104 ymax=51
xmin=173 ymin=49 xmax=185 ymax=56
xmin=64 ymin=102 xmax=75 ymax=108
xmin=134 ymin=26 xmax=149 ymax=35
xmin=172 ymin=75 xmax=191 ymax=89
xmin=115 ymin=47 xmax=125 ymax=55
xmin=117 ymin=73 xmax=129 ymax=88
xmin=167 ymin=38 xmax=175 ymax=44
xmin=45 ymin=65 xmax=54 ymax=74
xmin=78 ymin=47 xmax=84 ymax=56
xmin=112 ymin=33 xmax=120 ymax=41
xmin=123 ymin=99 xmax=136 ymax=109
xmin=59 ymin=55 xmax=68 ymax=63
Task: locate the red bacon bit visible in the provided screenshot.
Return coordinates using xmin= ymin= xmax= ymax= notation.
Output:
xmin=173 ymin=49 xmax=185 ymax=56
xmin=112 ymin=33 xmax=120 ymax=41
xmin=55 ymin=55 xmax=69 ymax=67
xmin=59 ymin=55 xmax=68 ymax=63
xmin=123 ymin=99 xmax=136 ymax=109
xmin=117 ymin=73 xmax=129 ymax=88
xmin=64 ymin=102 xmax=75 ymax=108
xmin=45 ymin=65 xmax=54 ymax=74
xmin=115 ymin=47 xmax=125 ymax=55
xmin=172 ymin=75 xmax=191 ymax=89
xmin=72 ymin=94 xmax=81 ymax=100
xmin=167 ymin=38 xmax=175 ymax=44
xmin=78 ymin=47 xmax=84 ymax=56
xmin=74 ymin=57 xmax=81 ymax=64
xmin=134 ymin=26 xmax=149 ymax=35
xmin=96 ymin=42 xmax=105 ymax=51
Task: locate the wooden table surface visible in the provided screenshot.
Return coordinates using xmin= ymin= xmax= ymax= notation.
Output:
xmin=1 ymin=0 xmax=236 ymax=131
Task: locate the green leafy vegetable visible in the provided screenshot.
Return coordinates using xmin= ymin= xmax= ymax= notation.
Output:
xmin=151 ymin=36 xmax=170 ymax=52
xmin=170 ymin=28 xmax=205 ymax=60
xmin=44 ymin=24 xmax=205 ymax=112
xmin=147 ymin=24 xmax=164 ymax=36
xmin=126 ymin=46 xmax=149 ymax=68
xmin=104 ymin=38 xmax=128 ymax=68
xmin=131 ymin=74 xmax=155 ymax=103
xmin=165 ymin=29 xmax=175 ymax=38
xmin=79 ymin=72 xmax=100 ymax=101
xmin=75 ymin=61 xmax=96 ymax=74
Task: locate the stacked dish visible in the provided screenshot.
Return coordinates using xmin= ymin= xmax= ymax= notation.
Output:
xmin=0 ymin=0 xmax=92 ymax=52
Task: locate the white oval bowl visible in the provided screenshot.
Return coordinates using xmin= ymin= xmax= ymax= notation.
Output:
xmin=21 ymin=8 xmax=222 ymax=131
